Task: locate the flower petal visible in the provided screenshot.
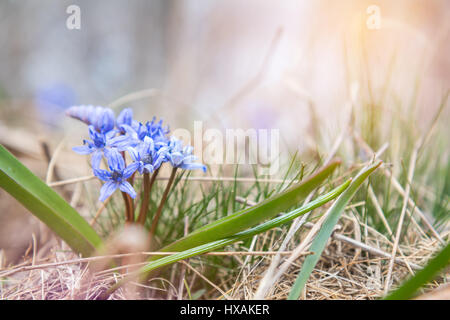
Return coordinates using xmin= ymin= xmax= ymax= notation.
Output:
xmin=97 ymin=108 xmax=115 ymax=133
xmin=72 ymin=145 xmax=93 ymax=155
xmin=152 ymin=155 xmax=165 ymax=170
xmin=105 ymin=130 xmax=118 ymax=140
xmin=116 ymin=108 xmax=133 ymax=127
xmin=142 ymin=136 xmax=155 ymax=153
xmin=119 ymin=181 xmax=137 ymax=199
xmin=66 ymin=105 xmax=94 ymax=124
xmin=180 ymin=162 xmax=207 ymax=172
xmin=88 ymin=125 xmax=98 ymax=139
xmin=143 ymin=163 xmax=154 ymax=173
xmin=109 ymin=134 xmax=136 ymax=150
xmin=182 ymin=155 xmax=198 ymax=163
xmin=91 ymin=151 xmax=104 ymax=169
xmin=168 ymin=152 xmax=184 ymax=167
xmin=120 ymin=124 xmax=138 ymax=140
xmin=127 ymin=146 xmax=140 ymax=162
xmin=93 ymin=168 xmax=112 ymax=181
xmin=123 ymin=162 xmax=140 ymax=179
xmin=105 ymin=148 xmax=125 ymax=171
xmin=99 ymin=181 xmax=118 ymax=202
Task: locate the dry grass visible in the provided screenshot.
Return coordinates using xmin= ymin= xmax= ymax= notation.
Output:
xmin=229 ymin=219 xmax=447 ymax=300
xmin=1 ymin=213 xmax=447 ymax=300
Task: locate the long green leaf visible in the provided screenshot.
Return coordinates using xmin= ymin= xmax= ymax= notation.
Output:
xmin=155 ymin=160 xmax=341 ymax=256
xmin=288 ymin=160 xmax=382 ymax=300
xmin=107 ymin=179 xmax=352 ymax=293
xmin=0 ymin=145 xmax=102 ymax=256
xmin=384 ymin=242 xmax=450 ymax=300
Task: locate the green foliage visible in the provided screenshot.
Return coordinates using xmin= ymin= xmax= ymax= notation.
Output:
xmin=384 ymin=242 xmax=450 ymax=300
xmin=0 ymin=145 xmax=102 ymax=256
xmin=108 ymin=179 xmax=351 ymax=292
xmin=288 ymin=160 xmax=382 ymax=300
xmin=151 ymin=160 xmax=341 ymax=258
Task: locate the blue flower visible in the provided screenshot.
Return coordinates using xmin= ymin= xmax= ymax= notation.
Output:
xmin=116 ymin=108 xmax=139 ymax=134
xmin=73 ymin=125 xmax=132 ymax=168
xmin=66 ymin=105 xmax=115 ymax=133
xmin=135 ymin=117 xmax=170 ymax=144
xmin=37 ymin=84 xmax=77 ymax=111
xmin=127 ymin=136 xmax=168 ymax=174
xmin=36 ymin=84 xmax=77 ymax=126
xmin=166 ymin=137 xmax=206 ymax=172
xmin=93 ymin=149 xmax=139 ymax=202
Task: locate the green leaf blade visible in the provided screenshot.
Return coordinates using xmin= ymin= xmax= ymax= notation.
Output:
xmin=0 ymin=145 xmax=102 ymax=256
xmin=288 ymin=160 xmax=382 ymax=300
xmin=384 ymin=242 xmax=450 ymax=300
xmin=107 ymin=178 xmax=351 ymax=293
xmin=157 ymin=160 xmax=341 ymax=255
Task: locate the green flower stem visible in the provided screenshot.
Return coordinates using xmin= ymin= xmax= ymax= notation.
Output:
xmin=121 ymin=191 xmax=134 ymax=222
xmin=137 ymin=168 xmax=160 ymax=225
xmin=149 ymin=167 xmax=177 ymax=238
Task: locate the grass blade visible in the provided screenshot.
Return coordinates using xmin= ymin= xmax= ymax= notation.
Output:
xmin=155 ymin=160 xmax=341 ymax=255
xmin=107 ymin=179 xmax=352 ymax=293
xmin=0 ymin=145 xmax=102 ymax=256
xmin=384 ymin=242 xmax=450 ymax=300
xmin=288 ymin=160 xmax=382 ymax=300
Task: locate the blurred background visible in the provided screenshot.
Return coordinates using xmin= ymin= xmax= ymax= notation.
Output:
xmin=0 ymin=0 xmax=449 ymax=137
xmin=0 ymin=0 xmax=449 ymax=263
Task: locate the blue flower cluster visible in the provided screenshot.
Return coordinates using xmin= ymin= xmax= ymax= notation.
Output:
xmin=67 ymin=105 xmax=206 ymax=202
